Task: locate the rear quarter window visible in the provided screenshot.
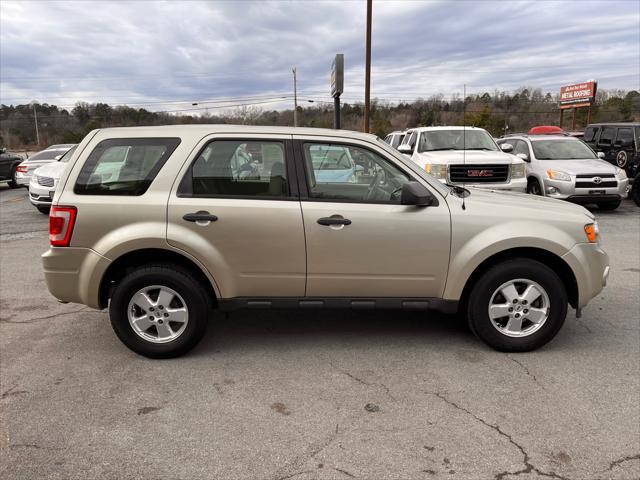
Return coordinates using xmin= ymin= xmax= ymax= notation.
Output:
xmin=74 ymin=138 xmax=180 ymax=196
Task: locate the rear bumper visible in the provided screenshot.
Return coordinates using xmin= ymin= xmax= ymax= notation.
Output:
xmin=42 ymin=247 xmax=111 ymax=309
xmin=15 ymin=171 xmax=31 ymax=186
xmin=562 ymin=242 xmax=609 ymax=309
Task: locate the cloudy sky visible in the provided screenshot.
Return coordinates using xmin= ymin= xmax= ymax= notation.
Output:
xmin=1 ymin=0 xmax=638 ymax=113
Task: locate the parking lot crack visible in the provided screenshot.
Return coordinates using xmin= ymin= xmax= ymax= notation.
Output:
xmin=275 ymin=471 xmax=313 ymax=480
xmin=0 ymin=307 xmax=89 ymax=324
xmin=330 ymin=363 xmax=396 ymax=401
xmin=427 ymin=391 xmax=570 ymax=480
xmin=602 ymin=453 xmax=640 ymax=473
xmin=506 ymin=355 xmax=544 ymax=389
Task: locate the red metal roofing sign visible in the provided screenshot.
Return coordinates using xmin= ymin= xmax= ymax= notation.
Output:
xmin=559 ymin=81 xmax=597 ymax=109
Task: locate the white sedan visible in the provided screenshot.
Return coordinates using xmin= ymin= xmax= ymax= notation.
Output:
xmin=29 ymin=145 xmax=77 ymax=213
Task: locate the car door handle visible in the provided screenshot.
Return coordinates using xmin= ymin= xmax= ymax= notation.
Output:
xmin=183 ymin=211 xmax=218 ymax=222
xmin=317 ymin=215 xmax=352 ymax=226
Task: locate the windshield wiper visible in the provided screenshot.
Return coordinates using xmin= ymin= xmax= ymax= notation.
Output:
xmin=425 ymin=148 xmax=457 ymax=151
xmin=465 ymin=147 xmax=493 ymax=151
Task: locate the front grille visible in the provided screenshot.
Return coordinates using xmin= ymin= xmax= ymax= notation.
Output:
xmin=37 ymin=176 xmax=54 ymax=187
xmin=449 ymin=164 xmax=509 ymax=183
xmin=575 ymin=173 xmax=617 ymax=188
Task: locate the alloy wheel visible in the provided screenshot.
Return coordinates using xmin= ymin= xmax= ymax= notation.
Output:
xmin=127 ymin=285 xmax=189 ymax=343
xmin=488 ymin=279 xmax=550 ymax=337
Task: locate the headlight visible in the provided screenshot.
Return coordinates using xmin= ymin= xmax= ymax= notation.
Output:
xmin=615 ymin=167 xmax=627 ymax=179
xmin=547 ymin=169 xmax=571 ymax=181
xmin=510 ymin=163 xmax=525 ymax=178
xmin=584 ymin=222 xmax=599 ymax=243
xmin=425 ymin=163 xmax=447 ymax=179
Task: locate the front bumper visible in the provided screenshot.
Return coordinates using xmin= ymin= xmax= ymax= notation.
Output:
xmin=29 ymin=181 xmax=54 ymax=206
xmin=562 ymin=242 xmax=609 ymax=309
xmin=42 ymin=247 xmax=111 ymax=309
xmin=439 ymin=176 xmax=527 ymax=192
xmin=543 ymin=177 xmax=629 ymax=202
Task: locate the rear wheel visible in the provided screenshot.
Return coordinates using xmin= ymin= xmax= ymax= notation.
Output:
xmin=466 ymin=258 xmax=567 ymax=352
xmin=597 ymin=200 xmax=621 ymax=211
xmin=527 ymin=178 xmax=543 ymax=196
xmin=616 ymin=150 xmax=628 ymax=168
xmin=109 ymin=264 xmax=210 ymax=358
xmin=7 ymin=166 xmax=18 ymax=188
xmin=36 ymin=205 xmax=50 ymax=214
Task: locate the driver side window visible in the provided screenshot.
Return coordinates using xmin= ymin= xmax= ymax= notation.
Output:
xmin=303 ymin=143 xmax=410 ymax=203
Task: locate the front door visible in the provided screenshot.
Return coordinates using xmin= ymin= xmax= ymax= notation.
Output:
xmin=294 ymin=137 xmax=451 ymax=298
xmin=167 ymin=134 xmax=306 ymax=299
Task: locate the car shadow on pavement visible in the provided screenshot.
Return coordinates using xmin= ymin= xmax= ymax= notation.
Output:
xmin=190 ymin=309 xmax=479 ymax=357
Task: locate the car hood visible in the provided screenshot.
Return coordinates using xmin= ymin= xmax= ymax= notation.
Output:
xmin=414 ymin=150 xmax=521 ymax=165
xmin=33 ymin=161 xmax=67 ymax=179
xmin=464 ymin=186 xmax=595 ymax=220
xmin=535 ymin=158 xmax=617 ymax=175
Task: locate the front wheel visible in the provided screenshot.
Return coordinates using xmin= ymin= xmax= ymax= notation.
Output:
xmin=632 ymin=176 xmax=640 ymax=207
xmin=466 ymin=258 xmax=567 ymax=352
xmin=527 ymin=178 xmax=543 ymax=196
xmin=109 ymin=264 xmax=210 ymax=358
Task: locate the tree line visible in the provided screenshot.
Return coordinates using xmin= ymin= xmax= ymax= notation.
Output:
xmin=1 ymin=87 xmax=638 ymax=149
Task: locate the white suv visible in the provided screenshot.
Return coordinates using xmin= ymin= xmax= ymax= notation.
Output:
xmin=398 ymin=126 xmax=526 ymax=192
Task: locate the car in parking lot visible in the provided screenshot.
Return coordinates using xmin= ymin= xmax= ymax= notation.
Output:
xmin=28 ymin=145 xmax=78 ymax=213
xmin=43 ymin=125 xmax=609 ymax=358
xmin=583 ymin=122 xmax=639 ymax=173
xmin=497 ymin=135 xmax=629 ymax=210
xmin=15 ymin=144 xmax=74 ymax=186
xmin=0 ymin=147 xmax=23 ymax=188
xmin=383 ymin=130 xmax=407 ymax=149
xmin=398 ymin=126 xmax=527 ymax=192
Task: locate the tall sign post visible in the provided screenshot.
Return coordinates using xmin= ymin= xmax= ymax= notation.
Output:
xmin=331 ymin=54 xmax=344 ymax=129
xmin=364 ymin=0 xmax=372 ymax=133
xmin=559 ymin=81 xmax=597 ymax=130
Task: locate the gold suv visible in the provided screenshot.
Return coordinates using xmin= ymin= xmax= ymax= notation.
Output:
xmin=43 ymin=126 xmax=609 ymax=358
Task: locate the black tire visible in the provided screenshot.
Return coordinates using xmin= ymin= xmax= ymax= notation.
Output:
xmin=36 ymin=205 xmax=50 ymax=214
xmin=109 ymin=264 xmax=210 ymax=358
xmin=466 ymin=258 xmax=568 ymax=352
xmin=632 ymin=176 xmax=640 ymax=207
xmin=7 ymin=166 xmax=18 ymax=188
xmin=597 ymin=200 xmax=621 ymax=211
xmin=527 ymin=178 xmax=543 ymax=196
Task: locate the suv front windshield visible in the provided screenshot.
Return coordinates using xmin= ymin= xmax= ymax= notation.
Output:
xmin=418 ymin=130 xmax=498 ymax=152
xmin=532 ymin=139 xmax=597 ymax=160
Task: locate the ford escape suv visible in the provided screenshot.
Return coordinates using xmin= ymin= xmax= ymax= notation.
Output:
xmin=43 ymin=126 xmax=609 ymax=358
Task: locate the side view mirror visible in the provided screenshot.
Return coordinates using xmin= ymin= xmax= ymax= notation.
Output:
xmin=54 ymin=154 xmax=62 ymax=160
xmin=397 ymin=144 xmax=413 ymax=155
xmin=516 ymin=153 xmax=530 ymax=162
xmin=597 ymin=151 xmax=606 ymax=159
xmin=400 ymin=181 xmax=435 ymax=206
xmin=500 ymin=143 xmax=514 ymax=153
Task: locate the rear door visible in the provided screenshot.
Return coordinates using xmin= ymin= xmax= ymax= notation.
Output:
xmin=167 ymin=134 xmax=306 ymax=299
xmin=294 ymin=135 xmax=451 ymax=298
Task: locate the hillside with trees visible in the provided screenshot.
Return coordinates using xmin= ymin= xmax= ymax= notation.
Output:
xmin=1 ymin=88 xmax=638 ymax=149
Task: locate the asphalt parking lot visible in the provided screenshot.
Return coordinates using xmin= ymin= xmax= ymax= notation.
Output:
xmin=1 ymin=185 xmax=638 ymax=480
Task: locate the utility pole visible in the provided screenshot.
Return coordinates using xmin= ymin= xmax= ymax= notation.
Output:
xmin=292 ymin=67 xmax=298 ymax=127
xmin=32 ymin=103 xmax=40 ymax=146
xmin=363 ymin=0 xmax=372 ymax=133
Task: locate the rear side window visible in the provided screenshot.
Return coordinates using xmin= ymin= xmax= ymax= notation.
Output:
xmin=616 ymin=128 xmax=633 ymax=145
xmin=179 ymin=140 xmax=290 ymax=198
xmin=74 ymin=138 xmax=180 ymax=196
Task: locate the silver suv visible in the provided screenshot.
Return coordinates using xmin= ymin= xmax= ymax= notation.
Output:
xmin=497 ymin=135 xmax=630 ymax=210
xmin=43 ymin=126 xmax=609 ymax=358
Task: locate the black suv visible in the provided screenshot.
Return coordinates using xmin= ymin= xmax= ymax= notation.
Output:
xmin=583 ymin=123 xmax=639 ymax=177
xmin=0 ymin=147 xmax=23 ymax=188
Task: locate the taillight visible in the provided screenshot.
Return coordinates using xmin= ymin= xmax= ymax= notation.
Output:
xmin=49 ymin=206 xmax=77 ymax=247
xmin=16 ymin=164 xmax=28 ymax=173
